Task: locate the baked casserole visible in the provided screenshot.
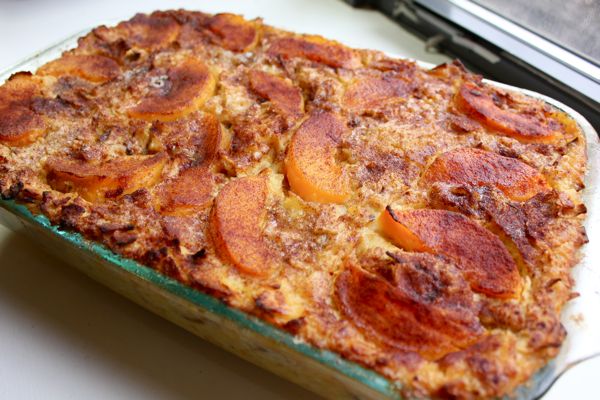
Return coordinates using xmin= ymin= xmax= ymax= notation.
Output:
xmin=0 ymin=10 xmax=589 ymax=399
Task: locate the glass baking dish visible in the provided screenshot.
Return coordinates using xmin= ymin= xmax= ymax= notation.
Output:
xmin=1 ymin=30 xmax=599 ymax=399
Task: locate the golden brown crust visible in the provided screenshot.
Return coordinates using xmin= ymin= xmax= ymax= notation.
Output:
xmin=267 ymin=35 xmax=361 ymax=69
xmin=380 ymin=207 xmax=522 ymax=299
xmin=0 ymin=105 xmax=45 ymax=146
xmin=46 ymin=152 xmax=167 ymax=202
xmin=0 ymin=10 xmax=588 ymax=399
xmin=206 ymin=13 xmax=260 ymax=52
xmin=335 ymin=255 xmax=483 ymax=360
xmin=422 ymin=148 xmax=549 ymax=201
xmin=343 ymin=75 xmax=412 ymax=114
xmin=154 ymin=166 xmax=214 ymax=216
xmin=455 ymin=80 xmax=564 ymax=143
xmin=105 ymin=13 xmax=181 ymax=51
xmin=210 ymin=175 xmax=273 ymax=276
xmin=38 ymin=54 xmax=121 ymax=83
xmin=285 ymin=111 xmax=349 ymax=203
xmin=0 ymin=73 xmax=46 ymax=146
xmin=248 ymin=69 xmax=304 ymax=120
xmin=128 ymin=58 xmax=216 ymax=121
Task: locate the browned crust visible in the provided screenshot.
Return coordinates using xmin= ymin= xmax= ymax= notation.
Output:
xmin=343 ymin=75 xmax=412 ymax=114
xmin=248 ymin=69 xmax=303 ymax=120
xmin=381 ymin=207 xmax=522 ymax=299
xmin=38 ymin=54 xmax=121 ymax=83
xmin=0 ymin=10 xmax=588 ymax=399
xmin=0 ymin=72 xmax=46 ymax=146
xmin=154 ymin=166 xmax=214 ymax=216
xmin=206 ymin=13 xmax=260 ymax=52
xmin=455 ymin=80 xmax=563 ymax=143
xmin=0 ymin=105 xmax=45 ymax=146
xmin=335 ymin=255 xmax=483 ymax=360
xmin=422 ymin=147 xmax=549 ymax=201
xmin=128 ymin=58 xmax=216 ymax=121
xmin=284 ymin=111 xmax=349 ymax=203
xmin=267 ymin=35 xmax=361 ymax=69
xmin=46 ymin=153 xmax=167 ymax=202
xmin=210 ymin=175 xmax=272 ymax=276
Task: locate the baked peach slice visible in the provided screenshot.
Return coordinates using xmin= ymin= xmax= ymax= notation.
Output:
xmin=117 ymin=13 xmax=180 ymax=51
xmin=154 ymin=167 xmax=214 ymax=216
xmin=47 ymin=152 xmax=167 ymax=202
xmin=267 ymin=35 xmax=361 ymax=69
xmin=128 ymin=58 xmax=216 ymax=122
xmin=190 ymin=112 xmax=229 ymax=166
xmin=0 ymin=73 xmax=46 ymax=146
xmin=285 ymin=111 xmax=349 ymax=204
xmin=38 ymin=54 xmax=121 ymax=84
xmin=0 ymin=106 xmax=45 ymax=146
xmin=422 ymin=148 xmax=549 ymax=201
xmin=248 ymin=69 xmax=303 ymax=119
xmin=456 ymin=80 xmax=562 ymax=143
xmin=0 ymin=72 xmax=42 ymax=104
xmin=211 ymin=176 xmax=272 ymax=276
xmin=206 ymin=13 xmax=260 ymax=52
xmin=156 ymin=112 xmax=228 ymax=165
xmin=379 ymin=207 xmax=521 ymax=298
xmin=336 ymin=259 xmax=483 ymax=360
xmin=343 ymin=76 xmax=411 ymax=114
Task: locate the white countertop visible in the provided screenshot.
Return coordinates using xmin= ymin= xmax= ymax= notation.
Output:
xmin=0 ymin=0 xmax=598 ymax=398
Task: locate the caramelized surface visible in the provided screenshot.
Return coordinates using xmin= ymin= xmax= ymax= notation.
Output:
xmin=456 ymin=80 xmax=563 ymax=143
xmin=423 ymin=148 xmax=549 ymax=201
xmin=0 ymin=72 xmax=41 ymax=103
xmin=267 ymin=36 xmax=361 ymax=69
xmin=0 ymin=73 xmax=46 ymax=146
xmin=248 ymin=69 xmax=303 ymax=120
xmin=46 ymin=153 xmax=167 ymax=202
xmin=128 ymin=58 xmax=216 ymax=121
xmin=210 ymin=175 xmax=272 ymax=276
xmin=154 ymin=167 xmax=214 ymax=216
xmin=380 ymin=207 xmax=522 ymax=299
xmin=0 ymin=106 xmax=45 ymax=146
xmin=38 ymin=54 xmax=121 ymax=83
xmin=154 ymin=112 xmax=226 ymax=164
xmin=207 ymin=13 xmax=260 ymax=52
xmin=108 ymin=13 xmax=180 ymax=50
xmin=285 ymin=111 xmax=349 ymax=203
xmin=343 ymin=76 xmax=411 ymax=114
xmin=336 ymin=254 xmax=483 ymax=360
xmin=0 ymin=10 xmax=587 ymax=400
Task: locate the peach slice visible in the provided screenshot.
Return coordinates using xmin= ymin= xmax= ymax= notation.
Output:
xmin=0 ymin=106 xmax=45 ymax=146
xmin=38 ymin=54 xmax=121 ymax=83
xmin=0 ymin=72 xmax=42 ymax=105
xmin=343 ymin=76 xmax=411 ymax=114
xmin=285 ymin=111 xmax=349 ymax=204
xmin=206 ymin=13 xmax=260 ymax=52
xmin=422 ymin=148 xmax=549 ymax=201
xmin=191 ymin=112 xmax=228 ymax=166
xmin=335 ymin=260 xmax=482 ymax=360
xmin=156 ymin=112 xmax=227 ymax=165
xmin=248 ymin=70 xmax=303 ymax=119
xmin=210 ymin=175 xmax=272 ymax=276
xmin=128 ymin=58 xmax=216 ymax=122
xmin=47 ymin=152 xmax=167 ymax=202
xmin=379 ymin=207 xmax=521 ymax=298
xmin=267 ymin=36 xmax=361 ymax=69
xmin=0 ymin=73 xmax=46 ymax=146
xmin=154 ymin=167 xmax=214 ymax=216
xmin=455 ymin=81 xmax=562 ymax=143
xmin=116 ymin=13 xmax=180 ymax=51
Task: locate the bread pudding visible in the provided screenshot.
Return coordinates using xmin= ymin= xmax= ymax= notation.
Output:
xmin=0 ymin=10 xmax=588 ymax=398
